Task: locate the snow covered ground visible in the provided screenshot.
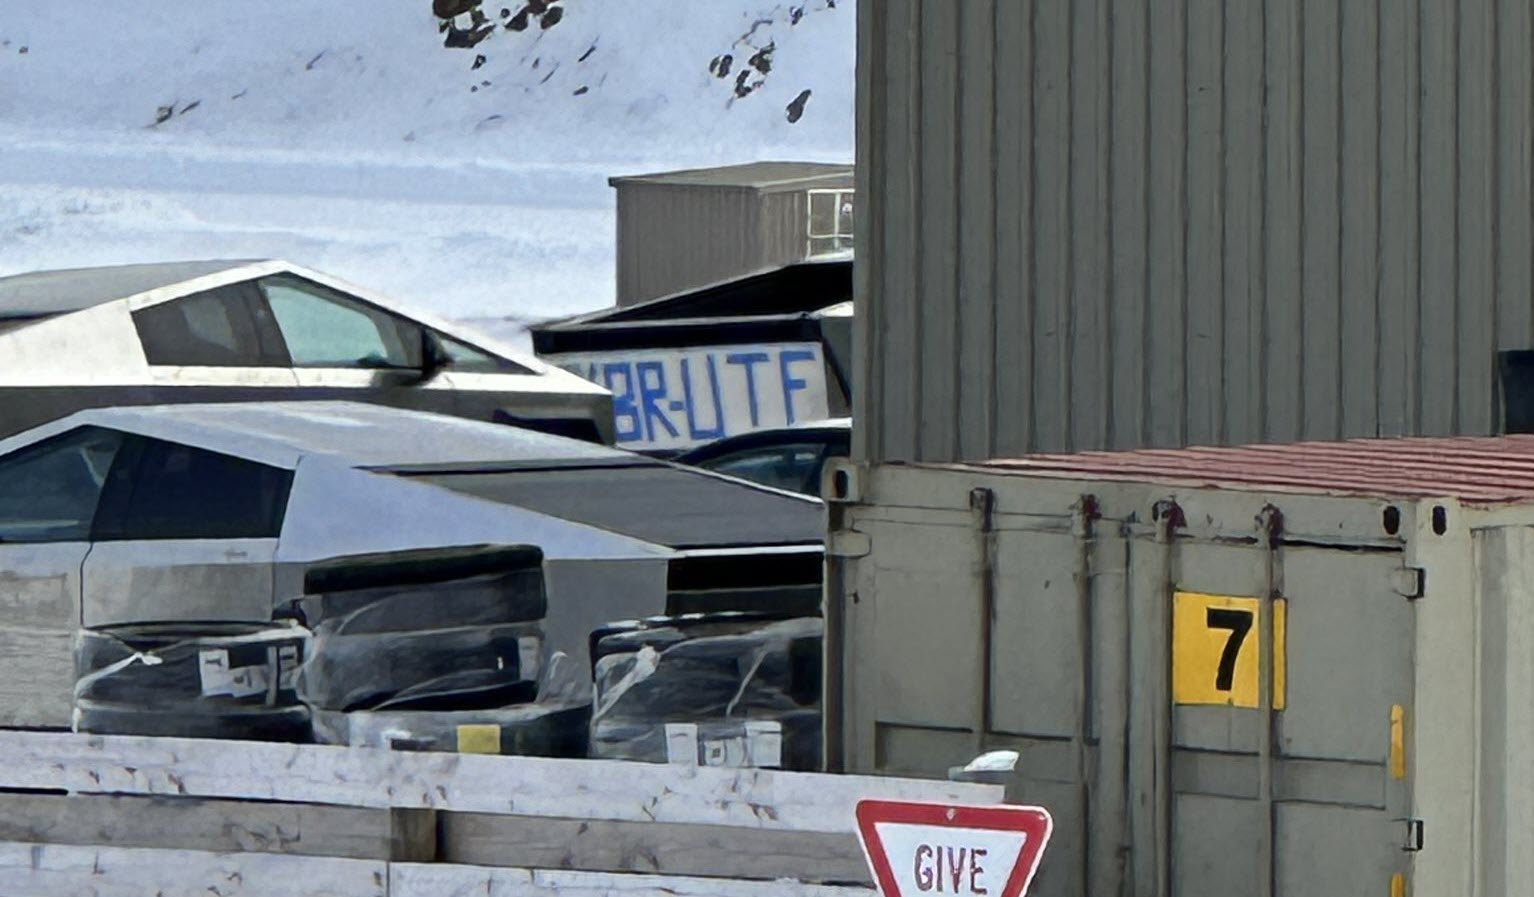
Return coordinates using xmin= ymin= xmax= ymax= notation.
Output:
xmin=0 ymin=1 xmax=854 ymax=346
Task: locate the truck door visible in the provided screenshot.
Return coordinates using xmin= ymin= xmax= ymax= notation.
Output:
xmin=0 ymin=426 xmax=125 ymax=726
xmin=82 ymin=436 xmax=292 ymax=627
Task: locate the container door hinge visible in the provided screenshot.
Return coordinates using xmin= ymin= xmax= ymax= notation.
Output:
xmin=1398 ymin=817 xmax=1425 ymax=852
xmin=1391 ymin=567 xmax=1425 ymax=600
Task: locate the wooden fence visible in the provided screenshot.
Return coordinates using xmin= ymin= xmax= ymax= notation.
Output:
xmin=0 ymin=730 xmax=1003 ymax=896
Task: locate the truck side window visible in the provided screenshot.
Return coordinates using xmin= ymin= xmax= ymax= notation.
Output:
xmin=133 ymin=282 xmax=282 ymax=367
xmin=0 ymin=427 xmax=124 ymax=542
xmin=258 ymin=276 xmax=421 ymax=369
xmin=95 ymin=438 xmax=293 ymax=541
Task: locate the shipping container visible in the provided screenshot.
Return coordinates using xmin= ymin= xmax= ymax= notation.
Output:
xmin=822 ymin=436 xmax=1534 ymax=897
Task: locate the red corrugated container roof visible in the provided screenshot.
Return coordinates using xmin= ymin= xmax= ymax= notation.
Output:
xmin=965 ymin=435 xmax=1534 ymax=506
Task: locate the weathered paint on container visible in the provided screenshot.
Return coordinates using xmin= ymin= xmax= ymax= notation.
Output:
xmin=824 ymin=436 xmax=1534 ymax=896
xmin=854 ymin=0 xmax=1534 ymax=462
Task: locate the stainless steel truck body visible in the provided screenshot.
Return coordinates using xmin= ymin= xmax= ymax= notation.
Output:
xmin=0 ymin=259 xmax=614 ymax=443
xmin=0 ymin=401 xmax=825 ymax=728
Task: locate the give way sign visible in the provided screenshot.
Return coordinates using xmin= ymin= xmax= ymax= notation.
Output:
xmin=854 ymin=800 xmax=1053 ymax=897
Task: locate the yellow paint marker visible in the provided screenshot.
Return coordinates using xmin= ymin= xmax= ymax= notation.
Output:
xmin=1390 ymin=705 xmax=1406 ymax=779
xmin=457 ymin=723 xmax=502 ymax=754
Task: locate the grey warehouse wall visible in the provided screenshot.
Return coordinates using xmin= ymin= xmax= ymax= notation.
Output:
xmin=855 ymin=0 xmax=1534 ymax=462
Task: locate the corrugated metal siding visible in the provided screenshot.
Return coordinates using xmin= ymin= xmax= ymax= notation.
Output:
xmin=614 ymin=185 xmax=767 ymax=305
xmin=758 ymin=191 xmax=808 ymax=272
xmin=855 ymin=0 xmax=1534 ymax=462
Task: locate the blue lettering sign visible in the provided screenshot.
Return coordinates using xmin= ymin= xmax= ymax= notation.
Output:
xmin=778 ymin=349 xmax=816 ymax=425
xmin=601 ymin=362 xmax=642 ymax=442
xmin=725 ymin=351 xmax=770 ymax=427
xmin=635 ymin=361 xmax=680 ymax=442
xmin=681 ymin=355 xmax=726 ymax=442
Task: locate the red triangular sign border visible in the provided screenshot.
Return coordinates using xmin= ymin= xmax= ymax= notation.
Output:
xmin=854 ymin=800 xmax=1054 ymax=897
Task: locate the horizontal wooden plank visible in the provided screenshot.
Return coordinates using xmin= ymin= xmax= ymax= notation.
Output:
xmin=0 ymin=794 xmax=875 ymax=883
xmin=390 ymin=864 xmax=873 ymax=897
xmin=0 ymin=731 xmax=1002 ymax=833
xmin=0 ymin=791 xmax=403 ymax=860
xmin=442 ymin=813 xmax=873 ymax=885
xmin=0 ymin=840 xmax=385 ymax=897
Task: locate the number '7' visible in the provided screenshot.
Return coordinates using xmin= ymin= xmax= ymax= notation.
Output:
xmin=1206 ymin=608 xmax=1254 ymax=691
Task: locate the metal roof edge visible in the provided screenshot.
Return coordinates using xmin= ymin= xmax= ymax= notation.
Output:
xmin=530 ymin=256 xmax=854 ymax=334
xmin=919 ymin=434 xmax=1534 ymax=506
xmin=607 ymin=162 xmax=854 ymax=192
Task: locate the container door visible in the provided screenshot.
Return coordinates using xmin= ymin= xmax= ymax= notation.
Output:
xmin=1164 ymin=541 xmax=1415 ymax=897
xmin=1163 ymin=538 xmax=1274 ymax=897
xmin=986 ymin=519 xmax=1101 ymax=897
xmin=1271 ymin=547 xmax=1414 ymax=896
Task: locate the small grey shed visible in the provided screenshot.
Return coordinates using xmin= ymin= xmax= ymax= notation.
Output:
xmin=610 ymin=161 xmax=853 ymax=306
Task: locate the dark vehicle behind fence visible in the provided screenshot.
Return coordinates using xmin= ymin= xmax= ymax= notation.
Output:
xmin=675 ymin=418 xmax=851 ymax=496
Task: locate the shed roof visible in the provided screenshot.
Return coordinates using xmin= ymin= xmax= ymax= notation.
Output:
xmin=530 ymin=258 xmax=852 ymax=357
xmin=0 ymin=260 xmax=261 ymax=317
xmin=608 ymin=161 xmax=853 ymax=193
xmin=970 ymin=435 xmax=1534 ymax=505
xmin=540 ymin=257 xmax=852 ymax=329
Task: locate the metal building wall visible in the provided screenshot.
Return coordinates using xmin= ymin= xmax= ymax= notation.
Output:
xmin=614 ymin=184 xmax=767 ymax=306
xmin=759 ymin=191 xmax=813 ymax=273
xmin=855 ymin=0 xmax=1534 ymax=462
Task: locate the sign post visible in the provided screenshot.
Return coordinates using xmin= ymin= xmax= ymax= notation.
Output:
xmin=854 ymin=800 xmax=1053 ymax=897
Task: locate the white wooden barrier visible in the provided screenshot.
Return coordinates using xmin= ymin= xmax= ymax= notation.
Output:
xmin=0 ymin=731 xmax=1005 ymax=896
xmin=1 ymin=843 xmax=385 ymax=897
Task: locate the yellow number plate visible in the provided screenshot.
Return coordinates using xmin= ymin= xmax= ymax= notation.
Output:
xmin=1172 ymin=592 xmax=1286 ymax=709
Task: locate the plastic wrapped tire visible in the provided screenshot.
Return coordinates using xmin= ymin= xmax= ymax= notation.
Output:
xmin=74 ymin=701 xmax=312 ymax=742
xmin=74 ymin=624 xmax=310 ymax=742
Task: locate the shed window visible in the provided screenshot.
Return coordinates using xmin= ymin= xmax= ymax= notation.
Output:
xmin=807 ymin=189 xmax=854 ymax=256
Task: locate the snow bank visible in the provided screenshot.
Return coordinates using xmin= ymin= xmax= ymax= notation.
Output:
xmin=0 ymin=1 xmax=855 ymax=327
